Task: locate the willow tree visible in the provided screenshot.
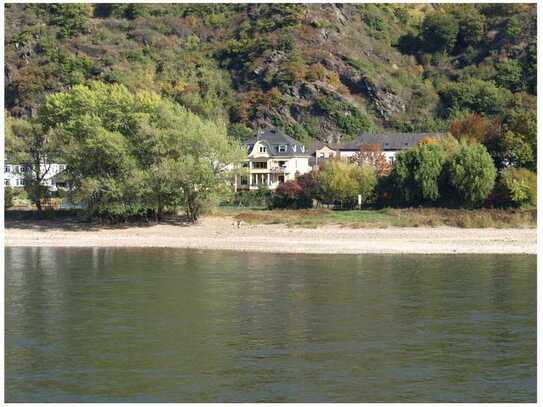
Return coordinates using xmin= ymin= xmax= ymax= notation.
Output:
xmin=446 ymin=142 xmax=496 ymax=208
xmin=390 ymin=143 xmax=446 ymax=206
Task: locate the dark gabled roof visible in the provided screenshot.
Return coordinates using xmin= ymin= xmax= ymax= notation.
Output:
xmin=339 ymin=132 xmax=444 ymax=151
xmin=244 ymin=127 xmax=308 ymax=156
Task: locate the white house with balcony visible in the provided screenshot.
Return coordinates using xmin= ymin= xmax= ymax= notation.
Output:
xmin=4 ymin=161 xmax=68 ymax=191
xmin=235 ymin=127 xmax=311 ymax=191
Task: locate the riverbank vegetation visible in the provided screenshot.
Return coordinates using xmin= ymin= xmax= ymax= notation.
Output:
xmin=6 ymin=82 xmax=245 ymax=222
xmin=213 ymin=207 xmax=536 ymax=229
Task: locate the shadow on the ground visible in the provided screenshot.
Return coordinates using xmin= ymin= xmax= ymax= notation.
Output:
xmin=5 ymin=210 xmax=194 ymax=231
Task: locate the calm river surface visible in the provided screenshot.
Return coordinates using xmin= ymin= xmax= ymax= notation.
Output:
xmin=5 ymin=247 xmax=536 ymax=402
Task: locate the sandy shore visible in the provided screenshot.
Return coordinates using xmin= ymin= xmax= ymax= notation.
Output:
xmin=4 ymin=216 xmax=537 ymax=254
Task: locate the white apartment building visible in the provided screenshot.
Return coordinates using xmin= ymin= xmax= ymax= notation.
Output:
xmin=235 ymin=127 xmax=311 ymax=191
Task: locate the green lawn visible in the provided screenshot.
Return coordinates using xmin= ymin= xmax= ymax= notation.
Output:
xmin=211 ymin=206 xmax=537 ymax=229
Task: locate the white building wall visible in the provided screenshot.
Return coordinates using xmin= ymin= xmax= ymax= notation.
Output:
xmin=339 ymin=150 xmax=398 ymax=164
xmin=3 ymin=163 xmax=67 ymax=191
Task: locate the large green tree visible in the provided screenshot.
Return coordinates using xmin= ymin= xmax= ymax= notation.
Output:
xmin=39 ymin=81 xmax=244 ymax=222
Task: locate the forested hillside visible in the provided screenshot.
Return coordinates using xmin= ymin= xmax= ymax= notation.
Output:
xmin=5 ymin=3 xmax=536 ymax=147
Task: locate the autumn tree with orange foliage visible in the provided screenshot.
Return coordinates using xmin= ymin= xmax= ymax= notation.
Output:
xmin=349 ymin=143 xmax=392 ymax=176
xmin=448 ymin=113 xmax=501 ymax=144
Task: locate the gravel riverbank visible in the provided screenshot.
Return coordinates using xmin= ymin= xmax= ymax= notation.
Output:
xmin=5 ymin=216 xmax=536 ymax=254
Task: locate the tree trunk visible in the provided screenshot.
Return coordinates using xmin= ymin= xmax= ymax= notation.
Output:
xmin=35 ymin=199 xmax=43 ymax=217
xmin=157 ymin=195 xmax=163 ymax=223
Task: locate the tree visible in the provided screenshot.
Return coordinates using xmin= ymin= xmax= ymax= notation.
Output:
xmin=317 ymin=160 xmax=376 ymax=208
xmin=496 ymin=167 xmax=536 ymax=208
xmin=448 ymin=113 xmax=501 ymax=144
xmin=45 ymin=4 xmax=93 ymax=38
xmin=421 ymin=12 xmax=459 ymax=53
xmin=39 ymin=81 xmax=244 ymax=222
xmin=446 ymin=142 xmax=496 ymax=208
xmin=501 ymin=99 xmax=537 ymax=170
xmin=271 ymin=180 xmax=308 ymax=209
xmin=498 ymin=131 xmax=534 ymax=170
xmin=503 ymin=16 xmax=522 ymax=43
xmin=296 ymin=171 xmax=320 ymax=206
xmin=227 ymin=123 xmax=254 ymax=142
xmin=6 ymin=118 xmax=57 ymax=215
xmin=439 ymin=78 xmax=512 ymax=117
xmin=495 ymin=60 xmax=523 ymax=92
xmin=390 ymin=143 xmax=445 ymax=206
xmin=349 ymin=144 xmax=392 ymax=176
xmin=354 ymin=164 xmax=378 ymax=207
xmin=4 ymin=187 xmax=15 ymax=210
xmin=454 ymin=7 xmax=485 ymax=48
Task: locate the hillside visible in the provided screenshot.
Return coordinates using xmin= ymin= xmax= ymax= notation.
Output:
xmin=4 ymin=3 xmax=537 ymax=145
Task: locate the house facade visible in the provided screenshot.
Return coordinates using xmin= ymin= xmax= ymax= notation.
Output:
xmin=338 ymin=132 xmax=442 ymax=163
xmin=235 ymin=127 xmax=311 ymax=191
xmin=308 ymin=141 xmax=338 ymax=168
xmin=4 ymin=162 xmax=67 ymax=191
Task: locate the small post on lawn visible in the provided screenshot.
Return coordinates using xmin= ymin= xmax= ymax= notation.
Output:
xmin=358 ymin=194 xmax=362 ymax=210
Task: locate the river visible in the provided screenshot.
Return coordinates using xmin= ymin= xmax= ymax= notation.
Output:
xmin=5 ymin=247 xmax=536 ymax=402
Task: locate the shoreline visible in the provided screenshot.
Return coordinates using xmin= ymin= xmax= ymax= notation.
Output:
xmin=5 ymin=217 xmax=537 ymax=254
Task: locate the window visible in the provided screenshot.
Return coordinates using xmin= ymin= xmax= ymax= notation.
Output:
xmin=278 ymin=161 xmax=286 ymax=168
xmin=5 ymin=165 xmax=10 ymax=173
xmin=301 ymin=146 xmax=305 ymax=153
xmin=17 ymin=179 xmax=25 ymax=186
xmin=253 ymin=162 xmax=267 ymax=169
xmin=242 ymin=162 xmax=249 ymax=168
xmin=292 ymin=145 xmax=297 ymax=153
xmin=4 ymin=179 xmax=10 ymax=186
xmin=278 ymin=145 xmax=287 ymax=153
xmin=259 ymin=146 xmax=267 ymax=153
xmin=240 ymin=176 xmax=248 ymax=185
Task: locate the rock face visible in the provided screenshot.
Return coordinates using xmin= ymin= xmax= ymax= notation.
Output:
xmin=4 ymin=4 xmax=536 ymax=144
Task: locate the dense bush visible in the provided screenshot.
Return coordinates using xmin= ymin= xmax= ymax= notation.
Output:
xmin=270 ymin=172 xmax=320 ymax=209
xmin=496 ymin=167 xmax=536 ymax=208
xmin=271 ymin=181 xmax=311 ymax=209
xmin=233 ymin=185 xmax=272 ymax=208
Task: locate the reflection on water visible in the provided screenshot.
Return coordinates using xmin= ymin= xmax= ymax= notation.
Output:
xmin=5 ymin=247 xmax=536 ymax=402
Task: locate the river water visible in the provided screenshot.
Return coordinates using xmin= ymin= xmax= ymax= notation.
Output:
xmin=5 ymin=247 xmax=536 ymax=402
